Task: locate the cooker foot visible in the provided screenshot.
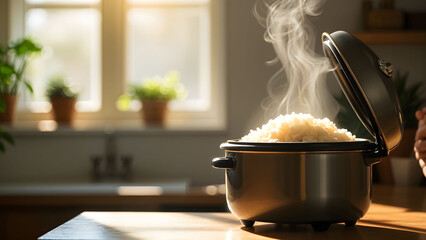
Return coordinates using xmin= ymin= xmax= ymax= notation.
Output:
xmin=344 ymin=220 xmax=357 ymax=227
xmin=311 ymin=222 xmax=331 ymax=232
xmin=240 ymin=220 xmax=255 ymax=227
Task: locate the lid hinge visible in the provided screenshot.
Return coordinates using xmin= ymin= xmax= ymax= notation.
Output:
xmin=363 ymin=140 xmax=388 ymax=165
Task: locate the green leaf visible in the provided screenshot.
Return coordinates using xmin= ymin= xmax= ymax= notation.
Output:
xmin=0 ymin=142 xmax=5 ymax=153
xmin=116 ymin=94 xmax=132 ymax=111
xmin=45 ymin=76 xmax=78 ymax=99
xmin=124 ymin=71 xmax=186 ymax=101
xmin=0 ymin=37 xmax=41 ymax=97
xmin=0 ymin=63 xmax=15 ymax=79
xmin=24 ymin=81 xmax=34 ymax=94
xmin=10 ymin=38 xmax=42 ymax=57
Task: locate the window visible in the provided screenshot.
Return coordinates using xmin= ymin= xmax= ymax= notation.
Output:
xmin=126 ymin=0 xmax=211 ymax=111
xmin=24 ymin=2 xmax=101 ymax=113
xmin=8 ymin=0 xmax=225 ymax=129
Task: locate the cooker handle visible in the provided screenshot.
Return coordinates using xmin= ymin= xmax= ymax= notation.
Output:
xmin=211 ymin=157 xmax=235 ymax=169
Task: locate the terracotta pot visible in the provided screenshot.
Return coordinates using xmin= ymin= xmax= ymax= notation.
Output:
xmin=141 ymin=99 xmax=169 ymax=126
xmin=0 ymin=94 xmax=17 ymax=124
xmin=50 ymin=97 xmax=76 ymax=125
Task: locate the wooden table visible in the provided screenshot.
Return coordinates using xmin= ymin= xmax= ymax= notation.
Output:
xmin=39 ymin=185 xmax=426 ymax=240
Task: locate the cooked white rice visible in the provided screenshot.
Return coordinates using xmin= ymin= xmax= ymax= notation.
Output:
xmin=240 ymin=113 xmax=355 ymax=142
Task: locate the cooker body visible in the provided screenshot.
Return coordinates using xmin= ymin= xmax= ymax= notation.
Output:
xmin=224 ymin=151 xmax=372 ymax=224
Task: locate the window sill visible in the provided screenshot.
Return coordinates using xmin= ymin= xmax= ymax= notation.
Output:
xmin=5 ymin=104 xmax=227 ymax=136
xmin=2 ymin=119 xmax=227 ymax=137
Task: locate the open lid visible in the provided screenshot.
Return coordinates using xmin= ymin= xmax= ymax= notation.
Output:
xmin=322 ymin=31 xmax=403 ymax=155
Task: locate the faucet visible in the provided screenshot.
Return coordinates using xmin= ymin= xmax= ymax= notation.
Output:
xmin=105 ymin=131 xmax=117 ymax=178
xmin=90 ymin=131 xmax=133 ymax=182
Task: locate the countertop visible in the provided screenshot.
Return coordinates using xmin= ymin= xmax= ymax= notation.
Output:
xmin=0 ymin=181 xmax=226 ymax=211
xmin=39 ymin=185 xmax=426 ymax=240
xmin=0 ymin=179 xmax=189 ymax=196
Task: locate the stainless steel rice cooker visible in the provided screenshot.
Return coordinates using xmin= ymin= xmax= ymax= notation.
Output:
xmin=211 ymin=31 xmax=403 ymax=231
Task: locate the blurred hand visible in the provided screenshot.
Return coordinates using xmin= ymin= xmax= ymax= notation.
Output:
xmin=414 ymin=107 xmax=426 ymax=177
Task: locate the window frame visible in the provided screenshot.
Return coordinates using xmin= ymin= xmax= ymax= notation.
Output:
xmin=7 ymin=0 xmax=226 ymax=130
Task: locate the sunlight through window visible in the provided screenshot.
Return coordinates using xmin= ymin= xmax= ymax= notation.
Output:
xmin=126 ymin=1 xmax=211 ymax=111
xmin=24 ymin=7 xmax=101 ymax=112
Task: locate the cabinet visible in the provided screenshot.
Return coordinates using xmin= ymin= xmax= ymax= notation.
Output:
xmin=0 ymin=192 xmax=226 ymax=240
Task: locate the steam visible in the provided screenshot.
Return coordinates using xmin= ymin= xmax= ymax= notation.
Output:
xmin=256 ymin=0 xmax=339 ymax=120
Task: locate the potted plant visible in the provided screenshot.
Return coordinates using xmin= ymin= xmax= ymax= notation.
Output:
xmin=45 ymin=76 xmax=78 ymax=125
xmin=117 ymin=71 xmax=186 ymax=126
xmin=0 ymin=37 xmax=42 ymax=124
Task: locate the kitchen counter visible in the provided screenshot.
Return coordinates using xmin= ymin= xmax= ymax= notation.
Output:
xmin=0 ymin=180 xmax=188 ymax=195
xmin=39 ymin=185 xmax=426 ymax=240
xmin=0 ymin=181 xmax=225 ymax=210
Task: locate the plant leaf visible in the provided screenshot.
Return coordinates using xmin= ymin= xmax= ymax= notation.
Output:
xmin=126 ymin=71 xmax=185 ymax=101
xmin=10 ymin=38 xmax=42 ymax=57
xmin=45 ymin=76 xmax=78 ymax=99
xmin=24 ymin=81 xmax=34 ymax=94
xmin=116 ymin=94 xmax=132 ymax=111
xmin=0 ymin=63 xmax=15 ymax=80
